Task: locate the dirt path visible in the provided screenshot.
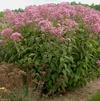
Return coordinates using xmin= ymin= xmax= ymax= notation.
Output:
xmin=40 ymin=80 xmax=100 ymax=101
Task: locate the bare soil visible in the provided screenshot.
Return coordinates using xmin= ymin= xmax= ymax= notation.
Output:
xmin=40 ymin=80 xmax=100 ymax=101
xmin=0 ymin=63 xmax=26 ymax=90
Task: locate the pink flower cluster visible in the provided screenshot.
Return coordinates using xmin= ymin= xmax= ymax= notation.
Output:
xmin=0 ymin=28 xmax=22 ymax=42
xmin=4 ymin=2 xmax=100 ymax=34
xmin=75 ymin=5 xmax=100 ymax=33
xmin=96 ymin=60 xmax=100 ymax=66
xmin=4 ymin=3 xmax=77 ymax=35
xmin=5 ymin=10 xmax=25 ymax=27
xmin=1 ymin=28 xmax=13 ymax=38
xmin=10 ymin=32 xmax=23 ymax=41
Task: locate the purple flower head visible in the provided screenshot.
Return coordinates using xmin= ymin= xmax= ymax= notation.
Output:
xmin=96 ymin=60 xmax=100 ymax=66
xmin=38 ymin=20 xmax=52 ymax=32
xmin=10 ymin=32 xmax=23 ymax=41
xmin=50 ymin=27 xmax=64 ymax=35
xmin=1 ymin=28 xmax=13 ymax=38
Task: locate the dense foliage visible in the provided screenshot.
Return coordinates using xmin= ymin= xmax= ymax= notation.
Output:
xmin=90 ymin=4 xmax=100 ymax=11
xmin=71 ymin=2 xmax=100 ymax=11
xmin=0 ymin=2 xmax=100 ymax=95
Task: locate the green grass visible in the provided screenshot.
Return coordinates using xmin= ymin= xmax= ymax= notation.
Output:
xmin=89 ymin=92 xmax=100 ymax=101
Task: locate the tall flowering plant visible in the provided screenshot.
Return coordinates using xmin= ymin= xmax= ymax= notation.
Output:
xmin=0 ymin=2 xmax=100 ymax=95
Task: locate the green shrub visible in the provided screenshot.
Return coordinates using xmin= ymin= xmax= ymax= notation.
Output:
xmin=0 ymin=25 xmax=100 ymax=95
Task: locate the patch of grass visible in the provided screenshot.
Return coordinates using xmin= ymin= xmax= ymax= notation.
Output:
xmin=89 ymin=92 xmax=100 ymax=101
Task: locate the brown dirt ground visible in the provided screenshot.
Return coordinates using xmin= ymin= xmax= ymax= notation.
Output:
xmin=0 ymin=63 xmax=26 ymax=90
xmin=40 ymin=80 xmax=100 ymax=101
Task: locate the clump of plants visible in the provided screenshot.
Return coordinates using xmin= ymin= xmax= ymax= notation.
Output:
xmin=0 ymin=2 xmax=100 ymax=95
